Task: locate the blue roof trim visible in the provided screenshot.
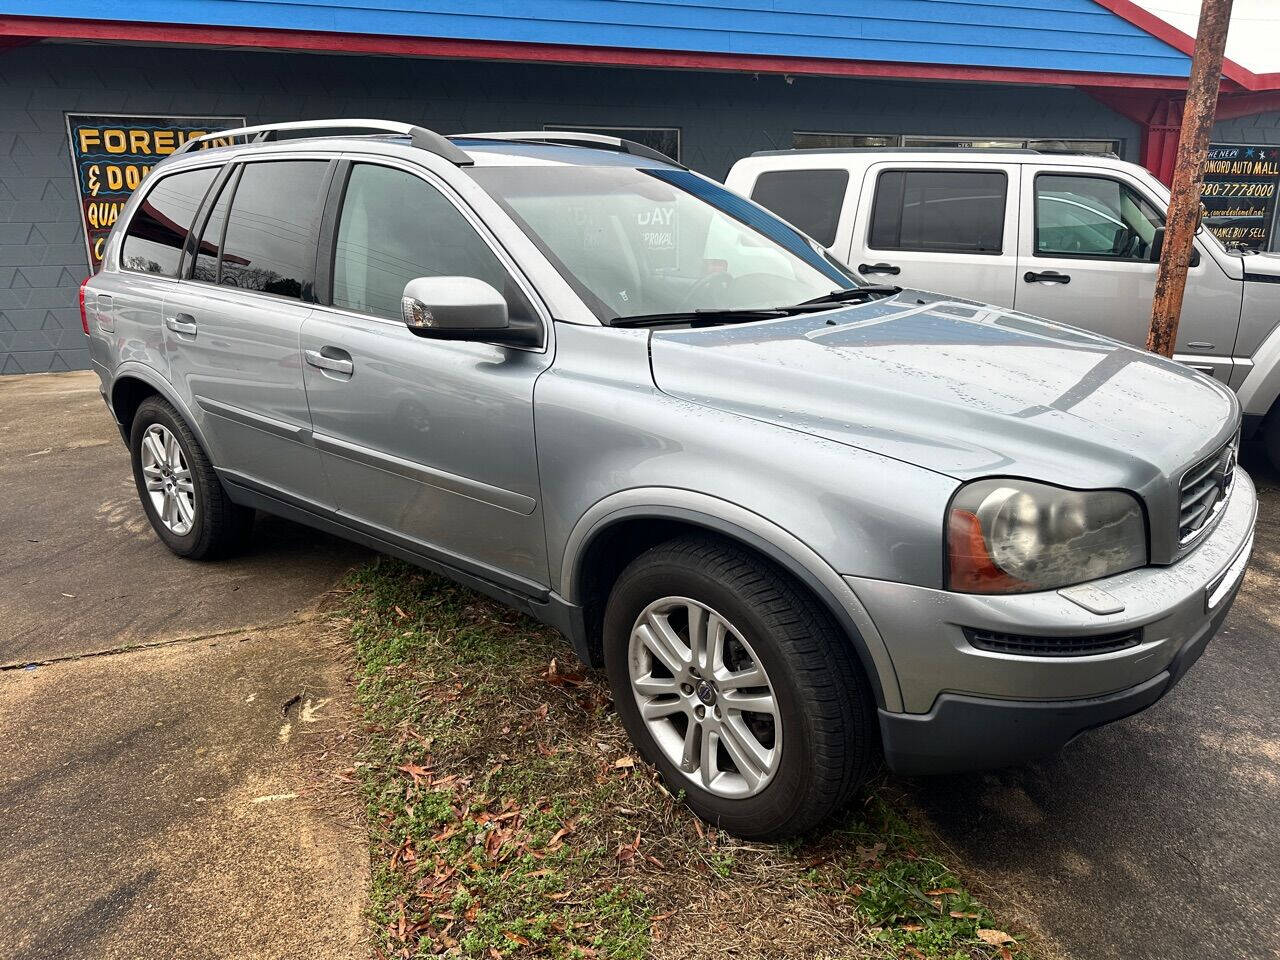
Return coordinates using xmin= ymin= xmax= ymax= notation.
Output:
xmin=6 ymin=0 xmax=1194 ymax=78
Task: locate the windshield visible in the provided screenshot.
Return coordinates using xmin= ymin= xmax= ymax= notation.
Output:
xmin=469 ymin=165 xmax=860 ymax=321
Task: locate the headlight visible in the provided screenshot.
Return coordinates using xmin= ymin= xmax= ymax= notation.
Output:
xmin=947 ymin=479 xmax=1147 ymax=594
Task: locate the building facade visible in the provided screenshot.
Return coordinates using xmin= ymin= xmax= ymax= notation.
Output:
xmin=2 ymin=0 xmax=1280 ymax=374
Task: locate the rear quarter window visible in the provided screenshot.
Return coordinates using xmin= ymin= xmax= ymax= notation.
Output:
xmin=749 ymin=169 xmax=849 ymax=247
xmin=120 ymin=166 xmax=219 ymax=277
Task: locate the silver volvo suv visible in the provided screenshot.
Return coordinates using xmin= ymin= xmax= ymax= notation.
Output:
xmin=83 ymin=120 xmax=1257 ymax=839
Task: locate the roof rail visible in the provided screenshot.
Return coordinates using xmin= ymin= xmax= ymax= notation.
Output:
xmin=173 ymin=119 xmax=473 ymax=165
xmin=456 ymin=130 xmax=684 ymax=167
xmin=750 ymin=146 xmax=1045 ymax=158
xmin=749 ymin=146 xmax=1119 ymax=159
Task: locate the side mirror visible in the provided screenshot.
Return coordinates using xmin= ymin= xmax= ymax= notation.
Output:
xmin=1148 ymin=227 xmax=1200 ymax=267
xmin=400 ymin=276 xmax=540 ymax=346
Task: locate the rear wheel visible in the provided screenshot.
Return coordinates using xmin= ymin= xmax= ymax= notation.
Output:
xmin=129 ymin=396 xmax=253 ymax=559
xmin=603 ymin=535 xmax=876 ymax=839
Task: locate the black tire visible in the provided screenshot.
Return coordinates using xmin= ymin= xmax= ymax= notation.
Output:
xmin=1262 ymin=406 xmax=1280 ymax=475
xmin=603 ymin=534 xmax=876 ymax=840
xmin=129 ymin=396 xmax=254 ymax=559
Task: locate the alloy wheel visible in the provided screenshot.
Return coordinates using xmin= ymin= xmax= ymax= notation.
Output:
xmin=140 ymin=423 xmax=196 ymax=536
xmin=627 ymin=596 xmax=781 ymax=798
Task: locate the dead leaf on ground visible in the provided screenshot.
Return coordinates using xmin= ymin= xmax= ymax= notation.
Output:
xmin=616 ymin=830 xmax=643 ymax=863
xmin=856 ymin=842 xmax=886 ymax=865
xmin=397 ymin=762 xmax=432 ymax=785
xmin=541 ymin=657 xmax=586 ymax=687
xmin=978 ymin=929 xmax=1015 ymax=945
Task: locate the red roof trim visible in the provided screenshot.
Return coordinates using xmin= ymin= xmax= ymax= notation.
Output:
xmin=1092 ymin=0 xmax=1280 ymax=91
xmin=0 ymin=15 xmax=1212 ymax=91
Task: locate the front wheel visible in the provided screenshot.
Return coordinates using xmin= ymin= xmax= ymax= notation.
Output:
xmin=603 ymin=535 xmax=876 ymax=839
xmin=1262 ymin=406 xmax=1280 ymax=474
xmin=129 ymin=396 xmax=254 ymax=559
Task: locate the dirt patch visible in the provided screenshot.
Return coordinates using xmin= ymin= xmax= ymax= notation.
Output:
xmin=341 ymin=559 xmax=1041 ymax=960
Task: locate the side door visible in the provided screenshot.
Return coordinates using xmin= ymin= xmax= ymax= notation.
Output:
xmin=162 ymin=156 xmax=335 ymax=507
xmin=300 ymin=158 xmax=553 ymax=588
xmin=847 ymin=162 xmax=1020 ymax=306
xmin=1015 ymin=166 xmax=1242 ymax=383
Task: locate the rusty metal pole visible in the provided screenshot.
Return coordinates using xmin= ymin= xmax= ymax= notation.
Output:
xmin=1147 ymin=0 xmax=1234 ymax=357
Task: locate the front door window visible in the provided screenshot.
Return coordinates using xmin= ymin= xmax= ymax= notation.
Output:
xmin=1034 ymin=175 xmax=1163 ymax=261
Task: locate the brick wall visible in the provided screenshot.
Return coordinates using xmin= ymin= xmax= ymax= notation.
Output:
xmin=0 ymin=41 xmax=1140 ymax=374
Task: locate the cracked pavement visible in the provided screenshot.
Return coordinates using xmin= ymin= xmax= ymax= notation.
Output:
xmin=0 ymin=371 xmax=371 ymax=960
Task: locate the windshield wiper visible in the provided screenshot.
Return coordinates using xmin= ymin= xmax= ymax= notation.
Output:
xmin=608 ymin=308 xmax=789 ymax=328
xmin=608 ymin=286 xmax=903 ymax=327
xmin=796 ymin=284 xmax=901 ymax=306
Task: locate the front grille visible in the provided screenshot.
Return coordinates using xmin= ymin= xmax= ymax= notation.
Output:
xmin=964 ymin=627 xmax=1142 ymax=658
xmin=1178 ymin=439 xmax=1237 ymax=544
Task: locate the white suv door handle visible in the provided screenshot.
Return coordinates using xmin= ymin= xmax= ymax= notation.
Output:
xmin=304 ymin=348 xmax=354 ymax=376
xmin=165 ymin=314 xmax=197 ymax=336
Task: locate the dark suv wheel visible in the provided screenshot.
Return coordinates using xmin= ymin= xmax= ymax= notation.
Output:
xmin=129 ymin=396 xmax=254 ymax=559
xmin=603 ymin=534 xmax=876 ymax=839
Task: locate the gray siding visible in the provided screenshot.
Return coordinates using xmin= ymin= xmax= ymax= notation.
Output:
xmin=1214 ymin=111 xmax=1280 ymax=146
xmin=0 ymin=41 xmax=1139 ymax=374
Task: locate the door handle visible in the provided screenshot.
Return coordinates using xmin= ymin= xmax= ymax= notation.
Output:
xmin=305 ymin=348 xmax=354 ymax=376
xmin=1024 ymin=270 xmax=1071 ymax=285
xmin=858 ymin=262 xmax=901 ymax=276
xmin=165 ymin=313 xmax=197 ymax=336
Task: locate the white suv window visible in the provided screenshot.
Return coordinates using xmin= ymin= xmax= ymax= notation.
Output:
xmin=869 ymin=169 xmax=1006 ymax=254
xmin=1035 ymin=174 xmax=1163 ymax=260
xmin=749 ymin=169 xmax=849 ymax=247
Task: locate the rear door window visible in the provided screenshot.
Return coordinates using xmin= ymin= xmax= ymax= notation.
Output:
xmin=120 ymin=166 xmax=218 ymax=276
xmin=749 ymin=169 xmax=849 ymax=247
xmin=218 ymin=160 xmax=329 ymax=299
xmin=869 ymin=169 xmax=1007 ymax=254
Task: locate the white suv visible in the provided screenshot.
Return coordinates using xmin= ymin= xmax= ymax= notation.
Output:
xmin=727 ymin=148 xmax=1280 ymax=463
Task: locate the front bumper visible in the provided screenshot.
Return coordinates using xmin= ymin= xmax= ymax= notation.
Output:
xmin=849 ymin=469 xmax=1257 ymax=774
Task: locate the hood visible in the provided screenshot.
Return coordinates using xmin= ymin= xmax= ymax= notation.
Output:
xmin=649 ymin=291 xmax=1238 ymax=489
xmin=1243 ymin=251 xmax=1280 ymax=280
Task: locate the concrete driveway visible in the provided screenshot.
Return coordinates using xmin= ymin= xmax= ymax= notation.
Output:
xmin=909 ymin=446 xmax=1280 ymax=960
xmin=0 ymin=371 xmax=370 ymax=960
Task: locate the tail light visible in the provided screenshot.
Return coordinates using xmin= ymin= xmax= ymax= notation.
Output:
xmin=79 ymin=277 xmax=91 ymax=335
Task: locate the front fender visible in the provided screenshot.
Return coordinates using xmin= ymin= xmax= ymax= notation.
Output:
xmin=560 ymin=488 xmax=905 ymax=713
xmin=1236 ymin=283 xmax=1280 ymax=420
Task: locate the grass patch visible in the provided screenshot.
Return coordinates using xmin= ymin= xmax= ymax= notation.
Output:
xmin=339 ymin=557 xmax=1035 ymax=959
